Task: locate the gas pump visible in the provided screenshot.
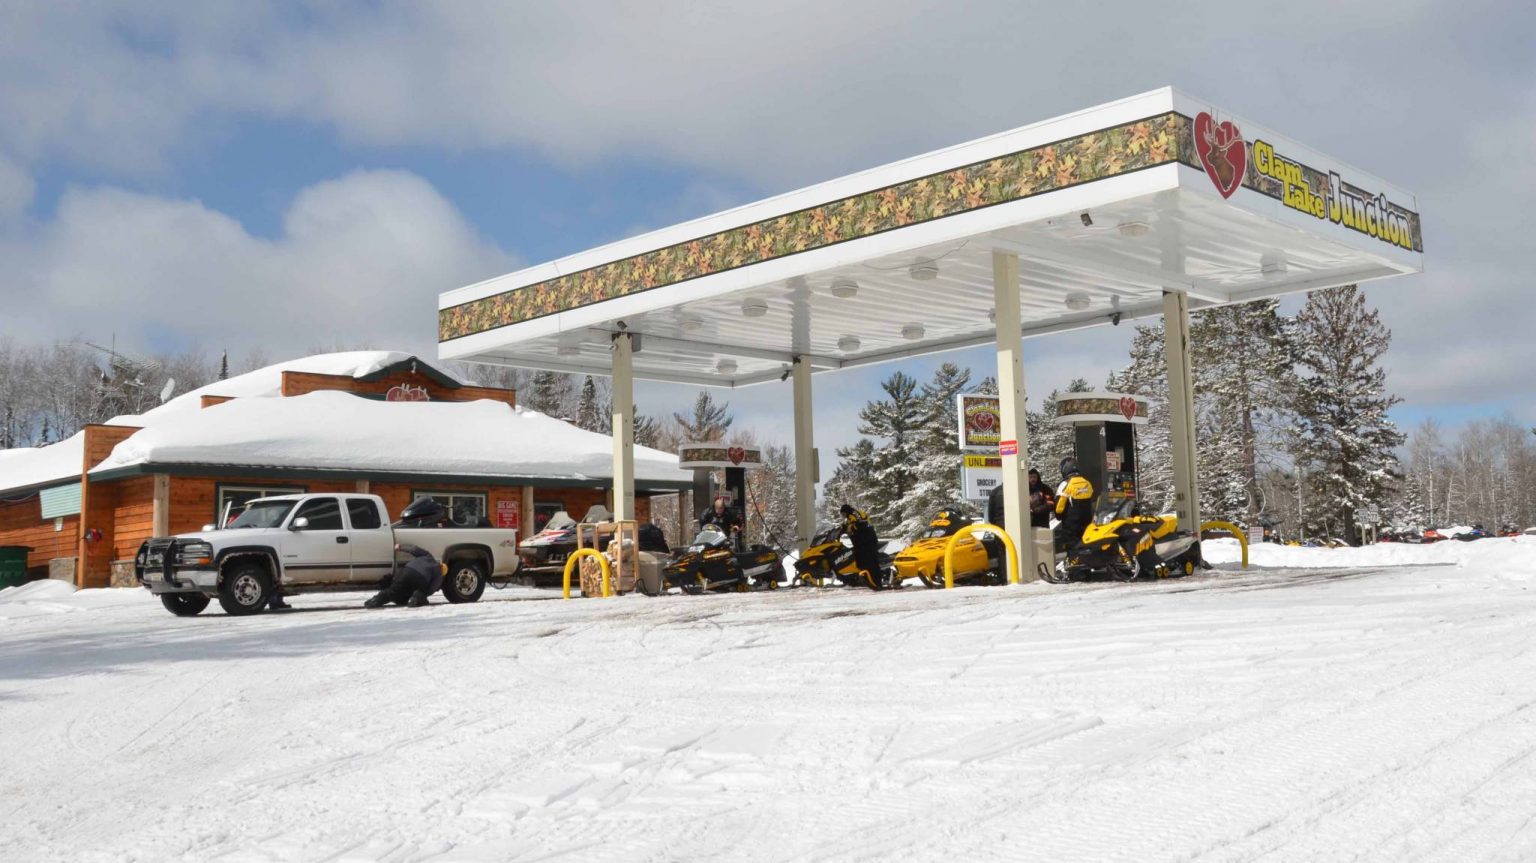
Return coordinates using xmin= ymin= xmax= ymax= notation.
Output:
xmin=1051 ymin=393 xmax=1149 ymax=507
xmin=676 ymin=443 xmax=764 ymax=539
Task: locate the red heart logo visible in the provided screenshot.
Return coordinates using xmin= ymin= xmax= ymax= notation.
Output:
xmin=1118 ymin=396 xmax=1137 ymax=421
xmin=727 ymin=446 xmax=745 ymax=465
xmin=1194 ymin=112 xmax=1246 ymax=199
xmin=973 ymin=412 xmax=995 ymax=432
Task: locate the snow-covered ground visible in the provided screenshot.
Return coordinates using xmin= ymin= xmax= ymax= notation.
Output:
xmin=4 ymin=541 xmax=1536 ymax=862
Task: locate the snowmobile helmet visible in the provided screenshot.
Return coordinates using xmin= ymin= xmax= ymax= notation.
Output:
xmin=1059 ymin=456 xmax=1080 ymax=479
xmin=400 ymin=496 xmax=447 ymax=525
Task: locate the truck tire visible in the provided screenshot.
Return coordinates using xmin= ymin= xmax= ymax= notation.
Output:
xmin=218 ymin=560 xmax=273 ymax=615
xmin=442 ymin=559 xmax=487 ymax=603
xmin=161 ymin=593 xmax=211 ymax=616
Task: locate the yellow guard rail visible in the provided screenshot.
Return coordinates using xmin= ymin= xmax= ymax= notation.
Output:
xmin=942 ymin=522 xmax=1021 ymax=588
xmin=1199 ymin=520 xmax=1248 ymax=569
xmin=562 ymin=548 xmax=612 ymax=599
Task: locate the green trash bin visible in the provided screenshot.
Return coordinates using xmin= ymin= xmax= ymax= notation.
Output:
xmin=0 ymin=546 xmax=32 ymax=589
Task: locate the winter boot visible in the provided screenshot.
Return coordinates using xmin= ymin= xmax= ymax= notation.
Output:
xmin=406 ymin=590 xmax=430 ymax=608
xmin=269 ymin=595 xmax=291 ymax=611
xmin=363 ymin=595 xmax=387 ymax=609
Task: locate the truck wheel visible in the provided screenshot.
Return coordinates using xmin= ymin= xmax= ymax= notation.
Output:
xmin=161 ymin=593 xmax=210 ymax=616
xmin=442 ymin=559 xmax=487 ymax=603
xmin=218 ymin=561 xmax=272 ymax=615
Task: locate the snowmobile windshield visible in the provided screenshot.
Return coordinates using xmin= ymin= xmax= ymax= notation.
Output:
xmin=810 ymin=526 xmax=842 ymax=545
xmin=229 ymin=499 xmax=298 ymax=529
xmin=1093 ymin=498 xmax=1137 ymax=526
xmin=690 ymin=526 xmax=729 ymax=547
xmin=543 ymin=512 xmax=576 ymax=531
xmin=919 ymin=521 xmax=966 ymax=539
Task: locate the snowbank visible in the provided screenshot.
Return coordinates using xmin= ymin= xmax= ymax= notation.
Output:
xmin=93 ymin=390 xmax=690 ymax=484
xmin=0 ymin=579 xmax=146 ymax=620
xmin=1204 ymin=535 xmax=1536 ymax=580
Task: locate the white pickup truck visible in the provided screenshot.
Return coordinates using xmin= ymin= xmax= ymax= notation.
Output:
xmin=135 ymin=493 xmax=520 ymax=616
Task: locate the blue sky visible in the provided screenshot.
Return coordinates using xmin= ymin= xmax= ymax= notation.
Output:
xmin=1 ymin=1 xmax=1533 ymax=474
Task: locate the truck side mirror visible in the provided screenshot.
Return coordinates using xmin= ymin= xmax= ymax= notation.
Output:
xmin=290 ymin=516 xmax=311 ymax=531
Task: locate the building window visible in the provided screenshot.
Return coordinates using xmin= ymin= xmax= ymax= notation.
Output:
xmin=216 ymin=484 xmax=304 ymax=525
xmin=533 ymin=502 xmax=565 ymax=532
xmin=412 ymin=491 xmax=488 ymax=526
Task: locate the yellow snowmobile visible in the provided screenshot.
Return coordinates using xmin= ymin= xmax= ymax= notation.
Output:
xmin=793 ymin=524 xmax=893 ymax=590
xmin=1042 ymin=499 xmax=1201 ymax=583
xmin=891 ymin=510 xmax=1007 ymax=589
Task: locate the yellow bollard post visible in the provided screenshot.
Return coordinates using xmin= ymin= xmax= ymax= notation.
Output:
xmin=1199 ymin=520 xmax=1248 ymax=569
xmin=942 ymin=523 xmax=1020 ymax=589
xmin=562 ymin=548 xmax=613 ymax=599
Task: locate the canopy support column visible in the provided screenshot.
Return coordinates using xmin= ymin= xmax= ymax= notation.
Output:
xmin=993 ymin=250 xmax=1036 ymax=582
xmin=791 ymin=356 xmax=817 ymax=549
xmin=1162 ymin=291 xmax=1201 ymax=530
xmin=611 ymin=331 xmax=636 ymax=521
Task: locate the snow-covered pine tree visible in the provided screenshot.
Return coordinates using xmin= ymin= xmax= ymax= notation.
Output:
xmin=823 ymin=438 xmax=878 ymax=523
xmin=634 ymin=410 xmax=661 ymax=448
xmin=901 ymin=363 xmax=973 ymax=534
xmin=523 ymin=370 xmax=574 ymax=418
xmin=1386 ymin=472 xmax=1430 ymax=534
xmin=673 ymin=391 xmax=733 ymax=442
xmin=856 ymin=371 xmax=929 ymax=534
xmin=1289 ymin=285 xmax=1404 ymax=541
xmin=218 ymin=350 xmax=229 ymax=381
xmin=573 ymin=376 xmax=605 ymax=432
xmin=1189 ymin=299 xmax=1294 ymax=527
xmin=742 ymin=442 xmax=797 ymax=550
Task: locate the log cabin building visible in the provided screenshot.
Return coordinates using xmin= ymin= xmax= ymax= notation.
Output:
xmin=0 ymin=352 xmax=687 ymax=588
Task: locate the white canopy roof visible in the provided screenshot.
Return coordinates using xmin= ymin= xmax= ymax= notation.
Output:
xmin=439 ymin=87 xmax=1422 ymax=386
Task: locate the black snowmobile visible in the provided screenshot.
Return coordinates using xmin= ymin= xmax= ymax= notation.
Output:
xmin=663 ymin=526 xmax=782 ymax=594
xmin=793 ymin=524 xmax=895 ymax=589
xmin=1042 ymin=498 xmax=1203 ymax=583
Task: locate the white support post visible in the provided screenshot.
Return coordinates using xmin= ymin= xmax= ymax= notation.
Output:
xmin=791 ymin=357 xmax=817 ymax=549
xmin=1162 ymin=291 xmax=1201 ymax=530
xmin=611 ymin=332 xmax=636 ymax=521
xmin=993 ymin=250 xmax=1036 ymax=582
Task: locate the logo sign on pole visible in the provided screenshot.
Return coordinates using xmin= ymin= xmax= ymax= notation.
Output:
xmin=956 ymin=394 xmax=1001 ymax=451
xmin=998 ymin=439 xmax=1018 ymax=457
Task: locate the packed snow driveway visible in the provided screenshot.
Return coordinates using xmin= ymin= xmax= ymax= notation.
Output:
xmin=3 ymin=544 xmax=1536 ymax=862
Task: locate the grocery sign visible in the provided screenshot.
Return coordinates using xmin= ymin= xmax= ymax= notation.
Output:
xmin=956 ymin=394 xmax=1001 ymax=451
xmin=961 ymin=454 xmax=1003 ymax=501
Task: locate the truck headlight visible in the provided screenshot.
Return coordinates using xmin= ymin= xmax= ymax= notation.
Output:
xmin=176 ymin=542 xmax=214 ymax=567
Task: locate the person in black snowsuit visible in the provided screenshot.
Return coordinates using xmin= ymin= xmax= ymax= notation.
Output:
xmin=839 ymin=504 xmax=883 ymax=582
xmin=364 ymin=543 xmax=444 ymax=608
xmin=1028 ymin=468 xmax=1058 ymax=529
xmin=1053 ymin=456 xmax=1096 ymax=552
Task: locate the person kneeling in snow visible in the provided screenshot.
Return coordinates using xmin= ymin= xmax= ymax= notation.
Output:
xmin=364 ymin=543 xmax=444 ymax=609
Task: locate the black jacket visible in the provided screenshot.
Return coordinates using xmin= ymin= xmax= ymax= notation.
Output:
xmin=699 ymin=506 xmax=741 ymax=532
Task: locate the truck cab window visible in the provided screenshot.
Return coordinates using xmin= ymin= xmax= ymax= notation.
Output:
xmin=293 ymin=497 xmax=343 ymax=530
xmin=346 ymin=498 xmax=383 ymax=530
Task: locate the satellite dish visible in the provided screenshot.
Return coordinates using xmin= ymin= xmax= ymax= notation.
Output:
xmin=159 ymin=378 xmax=176 ymax=404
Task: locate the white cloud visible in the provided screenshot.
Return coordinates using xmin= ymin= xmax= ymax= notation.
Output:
xmin=0 ymin=170 xmax=513 ymax=357
xmin=0 ymin=150 xmax=33 ymax=220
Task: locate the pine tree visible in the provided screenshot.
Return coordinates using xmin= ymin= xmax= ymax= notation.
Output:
xmin=856 ymin=371 xmax=930 ymax=534
xmin=673 ymin=391 xmax=733 ymax=442
xmin=634 ymin=410 xmax=661 ymax=448
xmin=573 ymin=376 xmax=606 ymax=432
xmin=902 ymin=363 xmax=973 ymax=534
xmin=1289 ymin=285 xmax=1404 ymax=541
xmin=1189 ymin=299 xmax=1294 ymax=526
xmin=218 ymin=350 xmax=229 ymax=381
xmin=1106 ymin=323 xmax=1175 ymax=511
xmin=743 ymin=442 xmax=797 ymax=549
xmin=823 ymin=438 xmax=878 ymax=522
xmin=523 ymin=370 xmax=573 ymax=418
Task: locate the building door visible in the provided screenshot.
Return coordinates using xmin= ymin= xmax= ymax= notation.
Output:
xmin=280 ymin=497 xmax=352 ymax=584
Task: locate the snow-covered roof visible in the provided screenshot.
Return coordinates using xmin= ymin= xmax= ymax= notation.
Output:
xmin=90 ymin=391 xmax=689 ymax=487
xmin=0 ymin=352 xmax=475 ymax=496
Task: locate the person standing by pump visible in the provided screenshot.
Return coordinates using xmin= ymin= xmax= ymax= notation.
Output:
xmin=1054 ymin=456 xmax=1095 ymax=551
xmin=839 ymin=504 xmax=883 ymax=584
xmin=1028 ymin=468 xmax=1056 ymax=529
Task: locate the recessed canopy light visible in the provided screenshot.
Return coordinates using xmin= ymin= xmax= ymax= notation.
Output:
xmin=716 ymin=358 xmax=738 ymax=375
xmin=901 ymin=323 xmax=925 ymax=341
xmin=908 ymin=261 xmax=939 ymax=281
xmin=1064 ymin=293 xmax=1092 ymax=311
xmin=830 ymin=279 xmax=859 ymax=299
xmin=1117 ymin=220 xmax=1152 ymax=238
xmin=837 ymin=335 xmax=861 ymax=352
xmin=741 ymin=299 xmax=769 ymax=318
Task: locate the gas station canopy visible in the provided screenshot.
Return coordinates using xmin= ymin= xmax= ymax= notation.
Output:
xmin=438 ymin=87 xmax=1422 ymax=387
